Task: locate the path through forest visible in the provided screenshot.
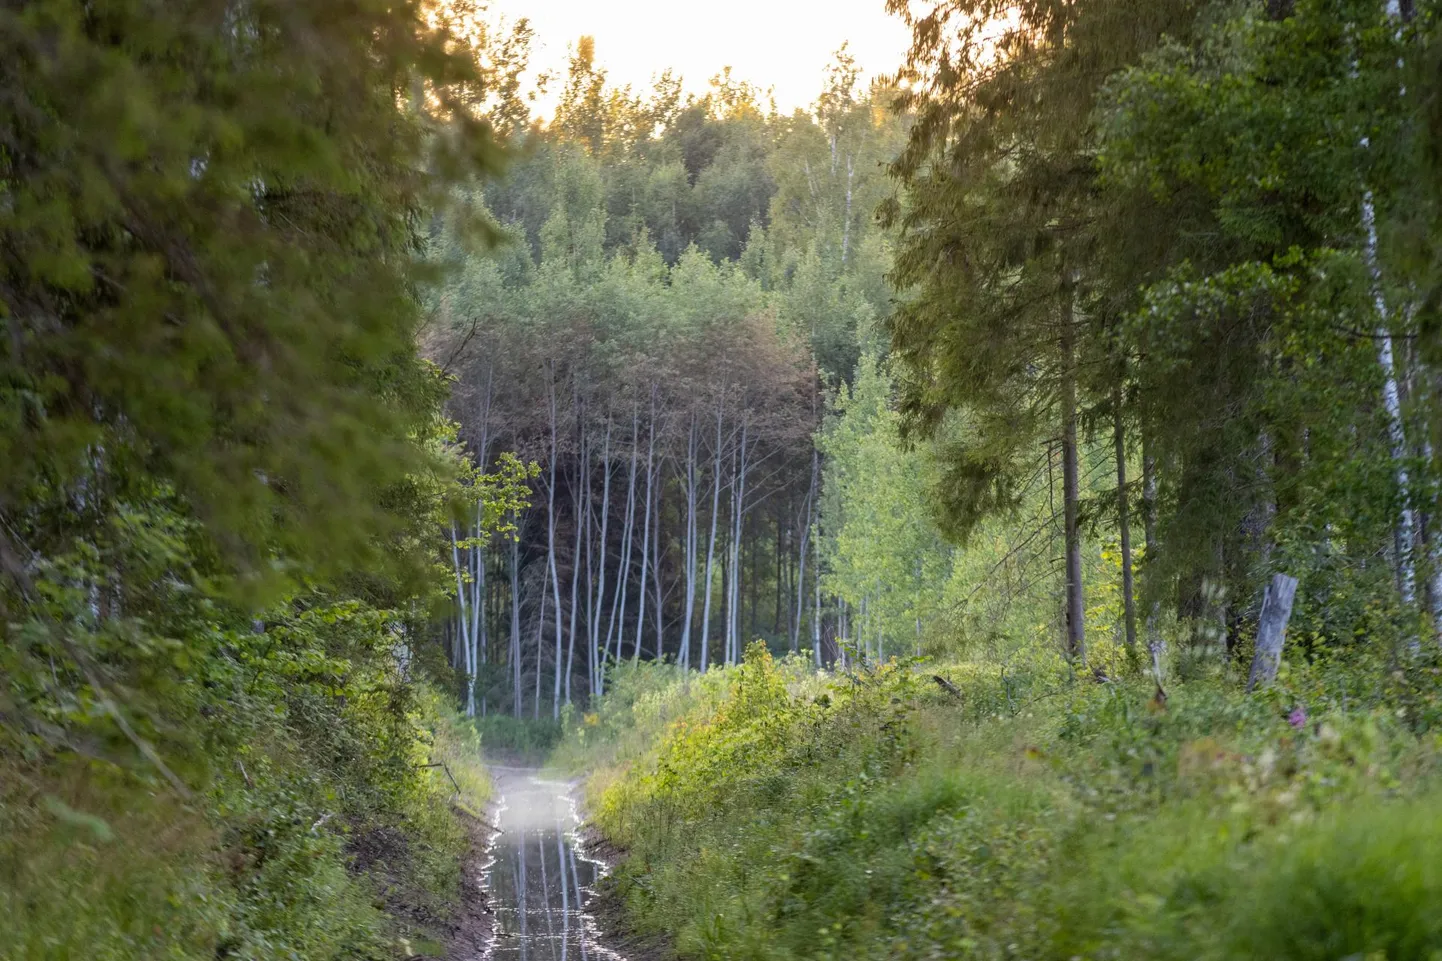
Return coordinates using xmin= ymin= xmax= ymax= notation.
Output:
xmin=480 ymin=767 xmax=624 ymax=961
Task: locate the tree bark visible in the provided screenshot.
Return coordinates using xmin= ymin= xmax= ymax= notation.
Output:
xmin=1113 ymin=385 xmax=1138 ymax=661
xmin=1246 ymin=573 xmax=1299 ymax=692
xmin=510 ymin=524 xmax=523 ymax=718
xmin=545 ymin=365 xmax=565 ymax=718
xmin=590 ymin=415 xmax=613 ymax=696
xmin=1142 ymin=445 xmax=1165 ymax=684
xmin=700 ymin=403 xmax=725 ymax=671
xmin=634 ymin=389 xmax=657 ymax=661
xmin=680 ymin=414 xmax=699 ymax=670
xmin=566 ymin=412 xmax=587 ymax=706
xmin=449 ymin=522 xmax=473 ymax=714
xmin=603 ymin=408 xmax=640 ymax=690
xmin=1061 ymin=274 xmax=1086 ymax=664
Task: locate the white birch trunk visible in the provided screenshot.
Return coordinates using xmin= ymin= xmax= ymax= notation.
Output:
xmin=1364 ymin=193 xmax=1418 ymax=612
xmin=590 ymin=416 xmax=613 ymax=696
xmin=546 ymin=367 xmax=566 ymax=718
xmin=510 ymin=525 xmax=522 ymax=718
xmin=634 ymin=389 xmax=657 ymax=661
xmin=679 ymin=414 xmax=699 ymax=670
xmin=1246 ymin=573 xmax=1300 ymax=693
xmin=562 ymin=404 xmax=585 ymax=704
xmin=450 ymin=523 xmax=474 ymax=714
xmin=812 ymin=501 xmax=822 ymax=668
xmin=534 ymin=553 xmax=548 ymax=719
xmin=602 ymin=409 xmax=640 ymax=690
xmin=728 ymin=417 xmax=751 ymax=663
xmin=470 ymin=366 xmax=494 ymax=717
xmin=700 ymin=404 xmax=725 ymax=672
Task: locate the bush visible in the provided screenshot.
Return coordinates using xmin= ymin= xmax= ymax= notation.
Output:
xmin=564 ymin=645 xmax=1442 ymax=961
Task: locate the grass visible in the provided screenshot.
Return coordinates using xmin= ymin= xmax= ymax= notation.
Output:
xmin=561 ymin=644 xmax=1442 ymax=961
xmin=0 ymin=685 xmax=491 ymax=961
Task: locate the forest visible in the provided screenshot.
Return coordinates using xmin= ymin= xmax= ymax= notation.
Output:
xmin=4 ymin=0 xmax=1442 ymax=959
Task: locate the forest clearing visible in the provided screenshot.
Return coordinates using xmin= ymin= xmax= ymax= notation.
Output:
xmin=3 ymin=0 xmax=1442 ymax=959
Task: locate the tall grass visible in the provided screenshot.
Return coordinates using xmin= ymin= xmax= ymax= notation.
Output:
xmin=563 ymin=645 xmax=1442 ymax=961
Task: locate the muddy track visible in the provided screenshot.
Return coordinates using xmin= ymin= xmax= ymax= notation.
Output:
xmin=461 ymin=765 xmax=626 ymax=961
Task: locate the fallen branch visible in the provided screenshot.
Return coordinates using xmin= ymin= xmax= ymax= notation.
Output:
xmin=932 ymin=675 xmax=963 ymax=700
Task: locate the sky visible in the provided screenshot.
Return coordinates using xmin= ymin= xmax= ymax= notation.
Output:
xmin=493 ymin=0 xmax=913 ymax=116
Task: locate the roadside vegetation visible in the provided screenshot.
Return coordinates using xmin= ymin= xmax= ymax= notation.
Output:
xmin=562 ymin=647 xmax=1442 ymax=960
xmin=0 ymin=3 xmax=524 ymax=958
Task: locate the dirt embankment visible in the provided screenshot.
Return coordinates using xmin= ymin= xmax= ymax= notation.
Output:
xmin=443 ymin=807 xmax=496 ymax=961
xmin=579 ymin=824 xmax=680 ymax=961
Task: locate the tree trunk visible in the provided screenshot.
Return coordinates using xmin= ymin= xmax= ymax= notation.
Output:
xmin=1061 ymin=275 xmax=1086 ymax=664
xmin=471 ymin=366 xmax=494 ymax=717
xmin=450 ymin=522 xmax=473 ymax=714
xmin=546 ymin=365 xmax=565 ymax=718
xmin=510 ymin=524 xmax=522 ymax=718
xmin=1361 ymin=0 xmax=1421 ymax=638
xmin=733 ymin=418 xmax=751 ymax=660
xmin=680 ymin=414 xmax=699 ymax=670
xmin=590 ymin=416 xmax=613 ymax=696
xmin=635 ymin=390 xmax=657 ymax=661
xmin=652 ymin=472 xmax=665 ymax=659
xmin=604 ymin=409 xmax=640 ymax=688
xmin=1113 ymin=385 xmax=1138 ymax=661
xmin=534 ymin=554 xmax=547 ymax=719
xmin=812 ymin=500 xmax=822 ymax=667
xmin=566 ymin=415 xmax=587 ymax=706
xmin=1142 ymin=445 xmax=1165 ymax=685
xmin=1246 ymin=573 xmax=1299 ymax=692
xmin=700 ymin=404 xmax=725 ymax=671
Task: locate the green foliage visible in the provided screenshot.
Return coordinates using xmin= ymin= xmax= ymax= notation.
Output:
xmin=0 ymin=0 xmax=505 ymax=601
xmin=0 ymin=1 xmax=511 ymax=957
xmin=568 ymin=646 xmax=1442 ymax=961
xmin=817 ymin=355 xmax=951 ymax=657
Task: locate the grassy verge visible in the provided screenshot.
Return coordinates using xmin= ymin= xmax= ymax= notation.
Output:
xmin=0 ymin=682 xmax=490 ymax=961
xmin=563 ymin=644 xmax=1442 ymax=961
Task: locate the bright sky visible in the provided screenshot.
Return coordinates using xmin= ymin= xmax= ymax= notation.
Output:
xmin=494 ymin=0 xmax=913 ymax=116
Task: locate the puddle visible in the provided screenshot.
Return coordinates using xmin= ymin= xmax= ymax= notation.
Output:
xmin=481 ymin=766 xmax=623 ymax=961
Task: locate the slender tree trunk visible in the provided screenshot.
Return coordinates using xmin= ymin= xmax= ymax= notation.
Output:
xmin=1142 ymin=443 xmax=1164 ymax=683
xmin=566 ymin=418 xmax=587 ymax=706
xmin=479 ymin=537 xmax=489 ymax=716
xmin=700 ymin=404 xmax=725 ymax=671
xmin=604 ymin=409 xmax=640 ymax=688
xmin=635 ymin=389 xmax=657 ymax=661
xmin=469 ymin=366 xmax=493 ymax=717
xmin=510 ymin=524 xmax=522 ymax=718
xmin=1365 ymin=195 xmax=1419 ymax=621
xmin=729 ymin=419 xmax=750 ymax=662
xmin=546 ymin=366 xmax=566 ymax=718
xmin=590 ymin=415 xmax=613 ymax=696
xmin=680 ymin=414 xmax=699 ymax=670
xmin=795 ymin=450 xmax=818 ymax=653
xmin=534 ymin=553 xmax=547 ymax=720
xmin=812 ymin=523 xmax=822 ymax=667
xmin=652 ymin=471 xmax=665 ymax=660
xmin=450 ymin=522 xmax=474 ymax=713
xmin=1113 ymin=385 xmax=1138 ymax=661
xmin=1060 ymin=275 xmax=1086 ymax=665
xmin=1361 ymin=0 xmax=1422 ymax=639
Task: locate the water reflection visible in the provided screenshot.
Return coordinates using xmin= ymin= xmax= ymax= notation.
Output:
xmin=483 ymin=768 xmax=621 ymax=961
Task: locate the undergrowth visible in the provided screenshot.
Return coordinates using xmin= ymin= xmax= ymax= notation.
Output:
xmin=0 ymin=602 xmax=491 ymax=961
xmin=566 ymin=644 xmax=1442 ymax=961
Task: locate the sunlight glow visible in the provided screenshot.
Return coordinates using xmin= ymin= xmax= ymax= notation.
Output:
xmin=492 ymin=0 xmax=912 ymax=114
